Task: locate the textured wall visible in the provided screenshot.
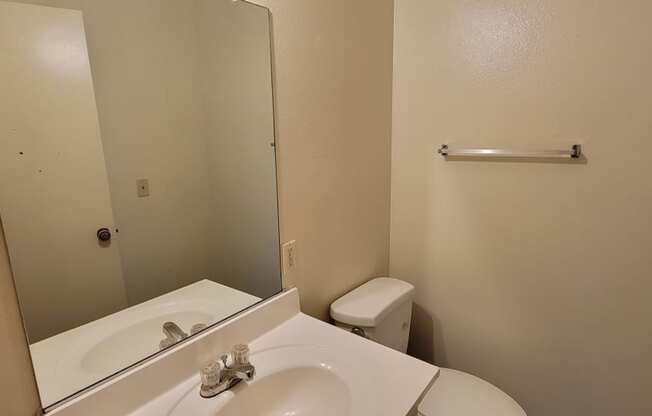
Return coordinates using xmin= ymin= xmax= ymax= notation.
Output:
xmin=391 ymin=1 xmax=652 ymax=415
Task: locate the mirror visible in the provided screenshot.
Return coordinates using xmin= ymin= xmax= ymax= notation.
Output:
xmin=0 ymin=0 xmax=280 ymax=409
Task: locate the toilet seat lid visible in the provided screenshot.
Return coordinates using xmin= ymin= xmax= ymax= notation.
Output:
xmin=418 ymin=368 xmax=526 ymax=416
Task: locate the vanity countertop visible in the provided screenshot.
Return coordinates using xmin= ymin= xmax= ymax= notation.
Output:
xmin=49 ymin=289 xmax=438 ymax=416
xmin=128 ymin=313 xmax=438 ymax=416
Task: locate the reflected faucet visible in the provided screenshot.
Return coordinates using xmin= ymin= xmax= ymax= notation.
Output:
xmin=159 ymin=321 xmax=189 ymax=350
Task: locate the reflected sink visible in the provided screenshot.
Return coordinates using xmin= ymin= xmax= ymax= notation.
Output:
xmin=169 ymin=346 xmax=356 ymax=416
xmin=31 ymin=280 xmax=261 ymax=407
xmin=81 ymin=311 xmax=213 ymax=373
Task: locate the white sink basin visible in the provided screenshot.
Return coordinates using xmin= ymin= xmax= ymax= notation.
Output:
xmin=215 ymin=367 xmax=349 ymax=416
xmin=169 ymin=346 xmax=355 ymax=416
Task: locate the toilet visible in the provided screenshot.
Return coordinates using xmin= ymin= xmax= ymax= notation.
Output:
xmin=330 ymin=277 xmax=526 ymax=416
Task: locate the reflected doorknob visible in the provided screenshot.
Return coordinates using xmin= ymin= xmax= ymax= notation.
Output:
xmin=96 ymin=228 xmax=112 ymax=242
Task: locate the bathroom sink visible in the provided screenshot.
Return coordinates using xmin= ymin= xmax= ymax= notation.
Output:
xmin=169 ymin=345 xmax=355 ymax=416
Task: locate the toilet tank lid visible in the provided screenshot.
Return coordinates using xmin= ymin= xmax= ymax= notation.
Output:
xmin=330 ymin=277 xmax=415 ymax=327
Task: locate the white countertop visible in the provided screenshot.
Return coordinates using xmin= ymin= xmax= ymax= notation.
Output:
xmin=129 ymin=313 xmax=438 ymax=415
xmin=48 ymin=289 xmax=438 ymax=416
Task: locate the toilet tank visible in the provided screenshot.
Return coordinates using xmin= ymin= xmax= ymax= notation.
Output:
xmin=330 ymin=278 xmax=415 ymax=353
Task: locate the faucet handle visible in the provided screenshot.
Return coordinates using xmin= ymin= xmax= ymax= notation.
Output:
xmin=200 ymin=360 xmax=222 ymax=390
xmin=191 ymin=323 xmax=207 ymax=335
xmin=232 ymin=344 xmax=250 ymax=365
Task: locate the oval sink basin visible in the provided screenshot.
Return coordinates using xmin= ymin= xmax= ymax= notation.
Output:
xmin=217 ymin=367 xmax=350 ymax=416
xmin=81 ymin=311 xmax=212 ymax=373
xmin=169 ymin=345 xmax=358 ymax=416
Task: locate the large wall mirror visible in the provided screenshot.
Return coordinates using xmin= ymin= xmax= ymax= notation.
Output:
xmin=0 ymin=0 xmax=281 ymax=409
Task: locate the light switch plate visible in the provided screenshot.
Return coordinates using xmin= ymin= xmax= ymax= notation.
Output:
xmin=136 ymin=178 xmax=150 ymax=197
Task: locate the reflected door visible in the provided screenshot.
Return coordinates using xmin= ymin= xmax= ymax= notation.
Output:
xmin=0 ymin=2 xmax=127 ymax=342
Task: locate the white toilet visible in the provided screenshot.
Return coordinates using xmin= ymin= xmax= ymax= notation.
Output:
xmin=330 ymin=277 xmax=526 ymax=416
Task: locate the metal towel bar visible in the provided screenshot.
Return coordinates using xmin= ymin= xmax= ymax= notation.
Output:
xmin=437 ymin=144 xmax=582 ymax=159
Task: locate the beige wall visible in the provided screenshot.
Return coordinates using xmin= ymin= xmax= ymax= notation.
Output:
xmin=391 ymin=1 xmax=652 ymax=415
xmin=254 ymin=0 xmax=394 ymax=319
xmin=0 ymin=226 xmax=40 ymax=414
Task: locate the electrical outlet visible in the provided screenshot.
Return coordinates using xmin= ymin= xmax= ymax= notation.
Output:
xmin=281 ymin=240 xmax=297 ymax=288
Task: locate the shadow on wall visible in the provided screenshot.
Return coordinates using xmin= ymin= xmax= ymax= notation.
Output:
xmin=408 ymin=303 xmax=448 ymax=367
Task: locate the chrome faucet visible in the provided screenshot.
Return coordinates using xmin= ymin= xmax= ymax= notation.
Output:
xmin=159 ymin=321 xmax=188 ymax=350
xmin=199 ymin=344 xmax=255 ymax=398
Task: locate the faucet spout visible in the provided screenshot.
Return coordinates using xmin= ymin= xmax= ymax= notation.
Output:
xmin=221 ymin=363 xmax=256 ymax=382
xmin=159 ymin=321 xmax=189 ymax=350
xmin=162 ymin=321 xmax=188 ymax=340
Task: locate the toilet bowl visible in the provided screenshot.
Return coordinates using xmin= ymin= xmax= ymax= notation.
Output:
xmin=330 ymin=277 xmax=526 ymax=416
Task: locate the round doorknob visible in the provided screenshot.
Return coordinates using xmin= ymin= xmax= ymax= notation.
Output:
xmin=97 ymin=228 xmax=112 ymax=242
